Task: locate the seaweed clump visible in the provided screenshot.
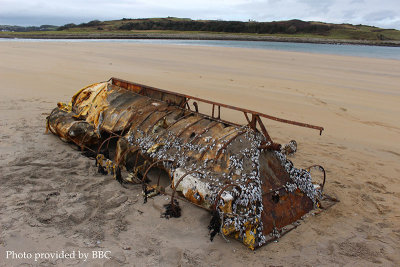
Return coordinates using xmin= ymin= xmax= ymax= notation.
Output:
xmin=208 ymin=210 xmax=221 ymax=241
xmin=161 ymin=199 xmax=181 ymax=219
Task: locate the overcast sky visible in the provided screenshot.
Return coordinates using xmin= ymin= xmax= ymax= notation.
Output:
xmin=0 ymin=0 xmax=399 ymax=29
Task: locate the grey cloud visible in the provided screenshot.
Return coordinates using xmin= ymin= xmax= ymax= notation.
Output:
xmin=362 ymin=10 xmax=400 ymax=29
xmin=0 ymin=0 xmax=399 ymax=29
xmin=364 ymin=10 xmax=397 ymax=21
xmin=342 ymin=10 xmax=357 ymax=20
xmin=0 ymin=15 xmax=86 ymax=26
xmin=298 ymin=0 xmax=335 ymax=12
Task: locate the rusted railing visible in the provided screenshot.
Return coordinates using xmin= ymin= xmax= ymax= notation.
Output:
xmin=111 ymin=77 xmax=324 ymax=143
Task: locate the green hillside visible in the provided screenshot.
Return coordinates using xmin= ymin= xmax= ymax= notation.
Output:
xmin=2 ymin=17 xmax=400 ymax=42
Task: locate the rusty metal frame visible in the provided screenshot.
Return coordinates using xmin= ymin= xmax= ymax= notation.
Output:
xmin=48 ymin=79 xmax=332 ymax=250
xmin=79 ymin=131 xmax=93 ymax=151
xmin=115 ymin=146 xmax=140 ymax=166
xmin=111 ymin=77 xmax=324 ymax=141
xmin=96 ymin=135 xmax=120 ymax=154
xmin=66 ymin=135 xmax=97 ymax=154
xmin=212 ymin=104 xmax=221 ymax=119
xmin=307 ymin=164 xmax=326 ymax=193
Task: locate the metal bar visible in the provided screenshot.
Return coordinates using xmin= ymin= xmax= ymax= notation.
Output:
xmin=66 ymin=135 xmax=97 ymax=154
xmin=180 ymin=98 xmax=188 ymax=108
xmin=186 ymin=101 xmax=191 ymax=111
xmin=255 ymin=115 xmax=272 ymax=143
xmin=250 ymin=114 xmax=257 ymax=130
xmin=244 ymin=112 xmax=251 ymax=125
xmin=111 ymin=77 xmax=324 ymax=134
xmin=116 ymin=146 xmax=140 ymax=166
xmin=97 ymin=135 xmax=120 ymax=155
xmin=141 ymin=159 xmax=175 ymax=184
xmin=307 ymin=165 xmax=326 ymax=193
xmin=101 ymin=127 xmax=123 ymax=138
xmin=169 ymin=98 xmax=241 ymax=128
xmin=193 ymin=101 xmax=199 ymax=112
xmin=79 ymin=131 xmax=92 ymax=151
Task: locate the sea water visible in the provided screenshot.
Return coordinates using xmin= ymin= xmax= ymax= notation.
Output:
xmin=1 ymin=38 xmax=399 ymax=60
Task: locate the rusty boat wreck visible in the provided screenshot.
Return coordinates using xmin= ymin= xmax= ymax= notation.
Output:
xmin=47 ymin=77 xmax=332 ymax=249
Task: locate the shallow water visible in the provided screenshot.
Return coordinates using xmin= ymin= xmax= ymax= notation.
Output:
xmin=1 ymin=38 xmax=400 ymax=60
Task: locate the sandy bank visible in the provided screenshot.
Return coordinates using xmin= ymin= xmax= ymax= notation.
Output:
xmin=0 ymin=41 xmax=399 ymax=266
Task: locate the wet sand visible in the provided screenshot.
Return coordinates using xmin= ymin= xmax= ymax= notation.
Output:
xmin=0 ymin=41 xmax=399 ymax=266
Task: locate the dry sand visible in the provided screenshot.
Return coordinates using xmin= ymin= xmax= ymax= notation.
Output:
xmin=0 ymin=41 xmax=399 ymax=266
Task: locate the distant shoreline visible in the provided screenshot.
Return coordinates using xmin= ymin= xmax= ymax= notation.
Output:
xmin=1 ymin=33 xmax=400 ymax=47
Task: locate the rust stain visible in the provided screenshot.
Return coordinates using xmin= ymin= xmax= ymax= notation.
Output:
xmin=47 ymin=78 xmax=329 ymax=249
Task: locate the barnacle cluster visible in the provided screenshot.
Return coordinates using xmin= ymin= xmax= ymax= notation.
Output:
xmin=274 ymin=151 xmax=321 ymax=203
xmin=126 ymin=122 xmax=264 ymax=244
xmin=48 ymin=80 xmax=325 ymax=249
xmin=123 ymin=118 xmax=320 ymax=246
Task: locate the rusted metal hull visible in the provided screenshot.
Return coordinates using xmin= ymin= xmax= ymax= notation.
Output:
xmin=47 ymin=78 xmax=325 ymax=249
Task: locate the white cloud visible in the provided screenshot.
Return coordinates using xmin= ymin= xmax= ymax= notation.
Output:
xmin=0 ymin=0 xmax=399 ymax=29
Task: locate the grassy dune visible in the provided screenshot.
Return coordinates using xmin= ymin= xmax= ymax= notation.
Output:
xmin=1 ymin=17 xmax=400 ymax=45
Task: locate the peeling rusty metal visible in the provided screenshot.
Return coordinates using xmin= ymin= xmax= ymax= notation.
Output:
xmin=47 ymin=78 xmax=331 ymax=250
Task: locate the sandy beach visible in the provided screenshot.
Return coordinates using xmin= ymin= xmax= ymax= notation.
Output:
xmin=0 ymin=41 xmax=399 ymax=266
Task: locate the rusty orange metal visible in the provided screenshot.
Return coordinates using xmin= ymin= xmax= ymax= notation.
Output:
xmin=47 ymin=78 xmax=327 ymax=249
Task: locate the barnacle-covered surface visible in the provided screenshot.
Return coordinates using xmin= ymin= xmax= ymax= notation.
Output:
xmin=47 ymin=78 xmax=323 ymax=250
